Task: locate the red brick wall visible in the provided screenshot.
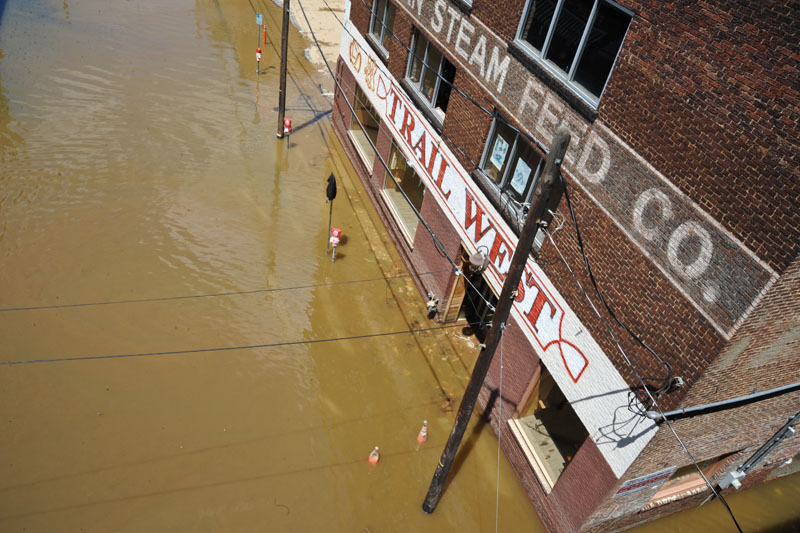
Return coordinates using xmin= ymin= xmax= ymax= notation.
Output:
xmin=472 ymin=0 xmax=526 ymax=43
xmin=601 ymin=1 xmax=800 ymax=273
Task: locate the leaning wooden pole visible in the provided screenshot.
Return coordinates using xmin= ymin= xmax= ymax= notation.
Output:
xmin=422 ymin=128 xmax=571 ymax=513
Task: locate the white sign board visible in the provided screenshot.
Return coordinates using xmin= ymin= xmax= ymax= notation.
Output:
xmin=338 ymin=14 xmax=657 ymax=477
xmin=613 ymin=467 xmax=676 ymax=498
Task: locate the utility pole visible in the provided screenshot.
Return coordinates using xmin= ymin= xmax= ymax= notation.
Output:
xmin=276 ymin=0 xmax=290 ymax=138
xmin=422 ymin=128 xmax=571 ymax=513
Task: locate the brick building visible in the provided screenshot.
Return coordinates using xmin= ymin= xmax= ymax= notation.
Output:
xmin=329 ymin=0 xmax=799 ymax=530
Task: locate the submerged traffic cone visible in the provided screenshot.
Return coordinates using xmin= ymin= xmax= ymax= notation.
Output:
xmin=368 ymin=446 xmax=380 ymax=464
xmin=417 ymin=420 xmax=428 ymax=443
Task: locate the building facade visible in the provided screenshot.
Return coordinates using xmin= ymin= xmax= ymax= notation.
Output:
xmin=330 ymin=0 xmax=799 ymax=530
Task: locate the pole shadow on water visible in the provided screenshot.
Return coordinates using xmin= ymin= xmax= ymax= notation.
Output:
xmin=442 ymin=389 xmax=499 ymax=488
xmin=271 ymin=108 xmax=332 ymax=135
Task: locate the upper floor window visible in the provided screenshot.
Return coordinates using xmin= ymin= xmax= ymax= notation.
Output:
xmin=369 ymin=0 xmax=396 ymax=53
xmin=517 ymin=0 xmax=632 ymax=104
xmin=480 ymin=117 xmax=545 ymax=204
xmin=406 ymin=29 xmax=456 ymax=121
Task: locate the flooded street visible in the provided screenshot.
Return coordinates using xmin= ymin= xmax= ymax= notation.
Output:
xmin=0 ymin=0 xmax=543 ymax=530
xmin=0 ymin=1 xmax=797 ymax=532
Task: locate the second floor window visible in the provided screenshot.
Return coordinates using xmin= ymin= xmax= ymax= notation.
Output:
xmin=406 ymin=29 xmax=456 ymax=120
xmin=369 ymin=0 xmax=396 ymax=53
xmin=517 ymin=0 xmax=632 ymax=103
xmin=480 ymin=117 xmax=545 ymax=204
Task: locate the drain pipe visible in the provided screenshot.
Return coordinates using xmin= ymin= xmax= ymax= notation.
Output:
xmin=646 ymin=381 xmax=800 ymax=421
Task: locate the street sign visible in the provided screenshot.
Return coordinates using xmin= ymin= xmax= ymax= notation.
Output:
xmin=256 ymin=13 xmax=262 ymax=26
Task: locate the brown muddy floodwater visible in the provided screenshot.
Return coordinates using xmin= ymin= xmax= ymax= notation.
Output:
xmin=0 ymin=1 xmax=797 ymax=532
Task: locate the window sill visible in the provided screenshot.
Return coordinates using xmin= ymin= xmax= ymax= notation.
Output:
xmin=471 ymin=170 xmax=524 ymax=234
xmin=449 ymin=0 xmax=472 ymax=16
xmin=399 ymin=78 xmax=444 ymax=133
xmin=365 ymin=33 xmax=389 ymax=64
xmin=471 ymin=170 xmax=548 ymax=251
xmin=507 ymin=41 xmax=599 ymax=123
xmin=347 ymin=129 xmax=376 ymax=172
xmin=380 ymin=188 xmax=417 ymax=248
xmin=509 ymin=418 xmax=555 ymax=494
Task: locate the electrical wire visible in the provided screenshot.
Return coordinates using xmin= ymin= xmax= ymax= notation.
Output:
xmin=495 ymin=323 xmax=505 ymax=533
xmin=341 ymin=0 xmax=550 ymax=155
xmin=0 ymin=270 xmax=450 ymax=313
xmin=558 ymin=173 xmax=675 ymax=395
xmin=545 ymin=229 xmax=743 ymax=533
xmin=318 ymin=3 xmax=738 ymax=528
xmin=0 ymin=320 xmax=489 ymax=366
xmin=293 ymin=0 xmax=496 ymax=314
xmin=320 ymin=0 xmax=675 ymax=390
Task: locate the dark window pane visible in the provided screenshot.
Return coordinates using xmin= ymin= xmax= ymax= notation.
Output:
xmin=408 ymin=32 xmax=427 ymax=83
xmin=381 ymin=3 xmax=396 ymax=49
xmin=546 ymin=0 xmax=592 ymax=73
xmin=574 ymin=2 xmax=630 ymax=97
xmin=522 ymin=0 xmax=557 ymax=51
xmin=435 ymin=59 xmax=455 ymax=113
xmin=421 ymin=46 xmax=443 ymax=103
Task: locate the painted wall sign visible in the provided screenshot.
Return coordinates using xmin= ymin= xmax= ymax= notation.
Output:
xmin=389 ymin=0 xmax=777 ymax=339
xmin=613 ymin=467 xmax=677 ymax=498
xmin=340 ymin=15 xmax=657 ymax=477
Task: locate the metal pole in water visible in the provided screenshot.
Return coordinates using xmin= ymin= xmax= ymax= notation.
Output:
xmin=276 ymin=0 xmax=290 ymax=138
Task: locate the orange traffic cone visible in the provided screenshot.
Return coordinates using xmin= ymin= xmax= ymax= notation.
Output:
xmin=368 ymin=446 xmax=380 ymax=464
xmin=417 ymin=420 xmax=428 ymax=443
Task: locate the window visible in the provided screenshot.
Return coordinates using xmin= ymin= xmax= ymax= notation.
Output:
xmin=517 ymin=0 xmax=632 ymax=103
xmin=383 ymin=143 xmax=426 ymax=242
xmin=369 ymin=0 xmax=396 ymax=53
xmin=349 ymin=85 xmax=380 ymax=170
xmin=406 ymin=29 xmax=456 ymax=120
xmin=509 ymin=364 xmax=588 ymax=491
xmin=480 ymin=117 xmax=545 ymax=204
xmin=642 ymin=453 xmax=735 ymax=510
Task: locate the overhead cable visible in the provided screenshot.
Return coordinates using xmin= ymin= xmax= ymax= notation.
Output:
xmin=0 ymin=321 xmax=487 ymax=366
xmin=294 ymin=0 xmax=496 ymax=313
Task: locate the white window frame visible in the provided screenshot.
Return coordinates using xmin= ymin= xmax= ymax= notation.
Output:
xmin=382 ymin=143 xmax=426 ymax=245
xmin=368 ymin=0 xmax=395 ymax=55
xmin=405 ymin=29 xmax=453 ymax=121
xmin=514 ymin=0 xmax=633 ymax=107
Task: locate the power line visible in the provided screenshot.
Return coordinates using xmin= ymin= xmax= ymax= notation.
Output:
xmin=0 ymin=270 xmax=449 ymax=313
xmin=315 ymin=0 xmax=675 ymax=387
xmin=0 ymin=321 xmax=484 ymax=366
xmin=559 ymin=175 xmax=674 ymax=394
xmin=545 ymin=229 xmax=743 ymax=533
xmin=293 ymin=0 xmax=496 ymax=314
xmin=316 ymin=4 xmax=740 ymax=528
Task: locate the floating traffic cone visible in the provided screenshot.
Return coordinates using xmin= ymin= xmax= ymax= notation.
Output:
xmin=417 ymin=420 xmax=428 ymax=443
xmin=368 ymin=446 xmax=380 ymax=464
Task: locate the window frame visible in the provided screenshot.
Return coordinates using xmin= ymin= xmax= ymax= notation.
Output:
xmin=368 ymin=0 xmax=396 ymax=56
xmin=508 ymin=362 xmax=589 ymax=492
xmin=382 ymin=142 xmax=426 ymax=245
xmin=514 ymin=0 xmax=633 ymax=106
xmin=478 ymin=116 xmax=546 ymax=206
xmin=404 ymin=28 xmax=454 ymax=121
